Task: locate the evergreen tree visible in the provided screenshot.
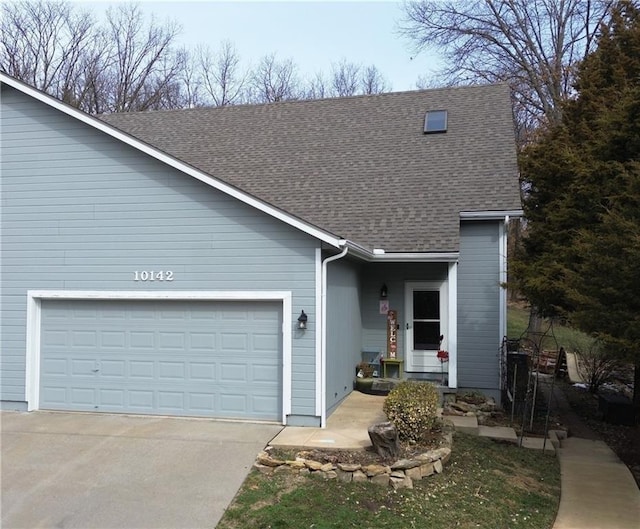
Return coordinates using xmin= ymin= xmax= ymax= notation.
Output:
xmin=515 ymin=0 xmax=640 ymax=412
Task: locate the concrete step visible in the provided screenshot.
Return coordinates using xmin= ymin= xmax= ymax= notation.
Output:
xmin=445 ymin=414 xmax=479 ymax=435
xmin=478 ymin=425 xmax=518 ymax=442
xmin=447 ymin=417 xmax=557 ymax=453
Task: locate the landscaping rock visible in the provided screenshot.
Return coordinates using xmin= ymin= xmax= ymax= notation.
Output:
xmin=254 ymin=463 xmax=275 ymax=475
xmin=406 ymin=466 xmax=422 ymax=481
xmin=338 ymin=463 xmax=361 ymax=472
xmin=304 ymin=460 xmax=323 ymax=471
xmin=390 ymin=475 xmax=413 ymax=489
xmin=420 ymin=462 xmax=435 ymax=477
xmin=391 ymin=458 xmax=421 ymax=470
xmin=256 ymin=451 xmax=285 ymax=467
xmin=352 ymin=470 xmax=368 ymax=482
xmin=363 ymin=464 xmax=390 ymax=477
xmin=257 ymin=424 xmax=453 ymax=488
xmin=371 ymin=474 xmax=390 ymax=486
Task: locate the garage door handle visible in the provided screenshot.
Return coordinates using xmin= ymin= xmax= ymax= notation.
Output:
xmin=92 ymin=369 xmax=99 ymax=373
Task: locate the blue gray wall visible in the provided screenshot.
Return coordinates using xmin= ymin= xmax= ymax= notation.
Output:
xmin=1 ymin=85 xmax=320 ymax=422
xmin=457 ymin=221 xmax=502 ymax=397
xmin=361 ymin=263 xmax=448 ymax=364
xmin=325 ymin=257 xmax=362 ymax=414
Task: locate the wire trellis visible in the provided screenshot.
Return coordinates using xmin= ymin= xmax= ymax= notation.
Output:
xmin=501 ymin=317 xmax=564 ymax=449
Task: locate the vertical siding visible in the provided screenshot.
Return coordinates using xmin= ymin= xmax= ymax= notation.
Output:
xmin=457 ymin=221 xmax=502 ymax=391
xmin=0 ymin=85 xmax=319 ymax=419
xmin=325 ymin=258 xmax=362 ymax=414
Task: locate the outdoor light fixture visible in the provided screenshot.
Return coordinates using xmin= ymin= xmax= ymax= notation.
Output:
xmin=380 ymin=284 xmax=388 ymax=299
xmin=297 ymin=310 xmax=308 ymax=330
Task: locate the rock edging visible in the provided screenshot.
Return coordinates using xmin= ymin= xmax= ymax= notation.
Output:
xmin=254 ymin=435 xmax=453 ymax=489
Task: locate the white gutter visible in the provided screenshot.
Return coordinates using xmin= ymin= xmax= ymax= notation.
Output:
xmin=343 ymin=241 xmax=458 ymax=263
xmin=499 ymin=215 xmax=510 ymax=389
xmin=365 ymin=252 xmax=459 ymax=262
xmin=319 ymin=245 xmax=349 ymax=427
xmin=460 ymin=210 xmax=523 ymax=220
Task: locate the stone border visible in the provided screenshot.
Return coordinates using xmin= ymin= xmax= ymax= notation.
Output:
xmin=254 ymin=432 xmax=453 ymax=490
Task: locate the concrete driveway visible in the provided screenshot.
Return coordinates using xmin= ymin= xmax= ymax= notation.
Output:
xmin=1 ymin=411 xmax=282 ymax=528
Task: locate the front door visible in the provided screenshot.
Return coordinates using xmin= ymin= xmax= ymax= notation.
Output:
xmin=405 ymin=282 xmax=448 ymax=372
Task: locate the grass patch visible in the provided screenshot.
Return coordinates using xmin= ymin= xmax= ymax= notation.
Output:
xmin=507 ymin=303 xmax=592 ymax=351
xmin=217 ymin=433 xmax=560 ymax=529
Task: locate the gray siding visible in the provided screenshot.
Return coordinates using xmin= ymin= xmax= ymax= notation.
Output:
xmin=325 ymin=257 xmax=362 ymax=414
xmin=1 ymin=85 xmax=319 ymax=420
xmin=361 ymin=263 xmax=448 ymax=362
xmin=457 ymin=221 xmax=502 ymax=391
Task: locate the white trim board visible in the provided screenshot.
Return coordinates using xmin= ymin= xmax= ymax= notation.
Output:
xmin=25 ymin=290 xmax=293 ymax=424
xmin=1 ymin=74 xmax=342 ymax=249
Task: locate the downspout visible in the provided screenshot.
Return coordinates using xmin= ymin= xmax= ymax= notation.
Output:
xmin=320 ymin=245 xmax=349 ymax=427
xmin=499 ymin=215 xmax=510 ymax=391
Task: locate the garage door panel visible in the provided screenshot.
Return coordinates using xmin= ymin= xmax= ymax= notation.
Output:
xmin=71 ymin=359 xmax=97 ymax=376
xmin=40 ymin=386 xmax=66 ymax=405
xmin=101 ymin=360 xmax=126 ymax=377
xmin=252 ymin=363 xmax=279 ymax=383
xmin=129 ymin=390 xmax=154 ymax=409
xmin=100 ymin=388 xmax=125 ymax=407
xmin=40 ymin=299 xmax=282 ymax=420
xmin=101 ymin=331 xmax=126 ymax=348
xmin=130 ymin=361 xmax=154 ymax=378
xmin=190 ymin=362 xmax=215 ymax=380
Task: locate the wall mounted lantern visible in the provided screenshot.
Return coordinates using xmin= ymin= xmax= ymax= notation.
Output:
xmin=297 ymin=310 xmax=308 ymax=330
xmin=380 ymin=284 xmax=388 ymax=299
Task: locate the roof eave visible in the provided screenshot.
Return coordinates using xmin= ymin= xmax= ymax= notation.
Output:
xmin=342 ymin=241 xmax=458 ymax=262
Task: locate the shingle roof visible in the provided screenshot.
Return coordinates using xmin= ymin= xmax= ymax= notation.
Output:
xmin=101 ymin=84 xmax=521 ymax=252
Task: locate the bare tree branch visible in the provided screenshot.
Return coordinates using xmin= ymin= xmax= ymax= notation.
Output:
xmin=330 ymin=59 xmax=360 ymax=96
xmin=400 ymin=0 xmax=614 ymax=142
xmin=248 ymin=53 xmax=300 ymax=103
xmin=198 ymin=40 xmax=247 ymax=106
xmin=361 ymin=64 xmax=391 ymax=94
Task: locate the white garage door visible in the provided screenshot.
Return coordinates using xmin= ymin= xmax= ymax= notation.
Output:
xmin=39 ymin=299 xmax=282 ymax=421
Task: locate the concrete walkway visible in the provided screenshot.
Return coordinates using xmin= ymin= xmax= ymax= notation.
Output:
xmin=544 ymin=379 xmax=640 ymax=529
xmin=553 ymin=437 xmax=640 ymax=529
xmin=270 ymin=391 xmax=386 ymax=449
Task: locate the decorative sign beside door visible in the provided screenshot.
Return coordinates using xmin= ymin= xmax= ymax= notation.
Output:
xmin=387 ymin=310 xmax=398 ymax=358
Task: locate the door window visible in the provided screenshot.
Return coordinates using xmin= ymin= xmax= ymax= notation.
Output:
xmin=413 ymin=290 xmax=440 ymax=350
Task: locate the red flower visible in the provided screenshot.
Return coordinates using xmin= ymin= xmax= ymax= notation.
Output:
xmin=437 ymin=350 xmax=449 ymax=362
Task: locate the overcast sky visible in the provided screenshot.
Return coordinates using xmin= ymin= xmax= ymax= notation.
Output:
xmin=82 ymin=0 xmax=442 ymax=92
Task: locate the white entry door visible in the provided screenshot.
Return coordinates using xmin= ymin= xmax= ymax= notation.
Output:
xmin=405 ymin=282 xmax=448 ymax=372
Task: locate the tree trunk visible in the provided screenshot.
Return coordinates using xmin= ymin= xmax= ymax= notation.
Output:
xmin=525 ymin=308 xmax=543 ymax=345
xmin=633 ymin=360 xmax=640 ymax=424
xmin=368 ymin=422 xmax=400 ymax=460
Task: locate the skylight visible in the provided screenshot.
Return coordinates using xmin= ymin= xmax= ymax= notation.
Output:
xmin=424 ymin=110 xmax=448 ymax=133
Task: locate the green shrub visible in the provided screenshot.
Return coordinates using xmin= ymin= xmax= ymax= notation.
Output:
xmin=383 ymin=381 xmax=439 ymax=442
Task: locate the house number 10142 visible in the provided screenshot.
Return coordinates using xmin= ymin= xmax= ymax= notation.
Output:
xmin=134 ymin=271 xmax=174 ymax=282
